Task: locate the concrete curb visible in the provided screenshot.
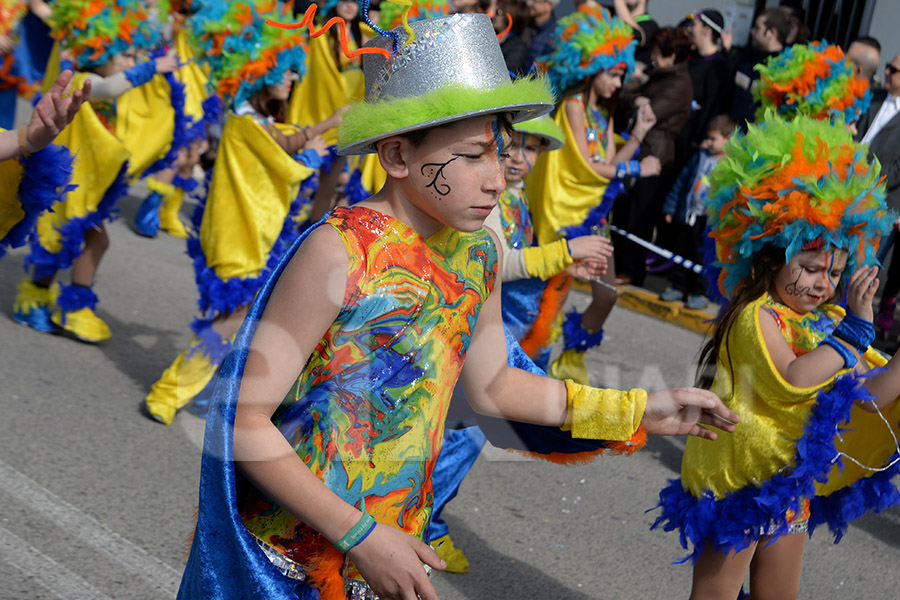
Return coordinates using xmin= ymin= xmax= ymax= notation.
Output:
xmin=571 ymin=280 xmax=716 ymax=335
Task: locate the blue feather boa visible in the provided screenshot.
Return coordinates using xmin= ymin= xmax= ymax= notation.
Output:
xmin=557 ymin=179 xmax=624 ymax=240
xmin=186 ymin=174 xmax=319 ymax=318
xmin=24 ymin=161 xmax=129 ymax=280
xmin=651 ymin=369 xmax=900 ymax=563
xmin=56 ymin=282 xmax=98 ymax=312
xmin=142 ymin=71 xmax=191 ymax=178
xmin=1 ymin=144 xmax=75 ymax=258
xmin=344 ymin=168 xmax=370 ymax=206
xmin=561 ymin=309 xmax=603 ymax=351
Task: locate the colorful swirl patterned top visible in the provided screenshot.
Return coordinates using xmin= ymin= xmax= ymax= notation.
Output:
xmin=241 ymin=205 xmax=498 ymax=577
xmin=760 ymin=292 xmax=841 ymax=356
xmin=498 ymin=187 xmax=534 ymax=250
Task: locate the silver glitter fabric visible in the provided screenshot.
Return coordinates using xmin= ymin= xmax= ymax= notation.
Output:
xmin=254 ymin=536 xmax=432 ymax=599
xmin=363 ymin=14 xmax=510 ymax=103
xmin=338 ymin=13 xmax=553 ymax=155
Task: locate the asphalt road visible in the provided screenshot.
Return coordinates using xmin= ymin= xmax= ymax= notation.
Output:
xmin=3 ymin=99 xmax=899 ymax=599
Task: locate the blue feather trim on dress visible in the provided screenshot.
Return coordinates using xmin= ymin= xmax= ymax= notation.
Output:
xmin=1 ymin=144 xmax=75 ymax=257
xmin=651 ymin=370 xmax=900 ymax=563
xmin=344 ymin=168 xmax=370 ymax=206
xmin=557 ymin=179 xmax=624 ymax=240
xmin=187 ymin=175 xmax=319 ymax=318
xmin=142 ymin=72 xmax=190 ymax=178
xmin=561 ymin=309 xmax=603 ymax=351
xmin=56 ymin=283 xmax=98 ymax=312
xmin=24 ymin=161 xmax=129 ymax=280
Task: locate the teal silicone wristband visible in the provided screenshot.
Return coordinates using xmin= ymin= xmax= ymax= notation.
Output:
xmin=335 ymin=512 xmax=377 ymax=553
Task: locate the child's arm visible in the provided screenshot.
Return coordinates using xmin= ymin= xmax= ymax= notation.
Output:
xmin=760 ymin=265 xmax=878 ymax=389
xmin=460 ymin=229 xmax=739 ymax=439
xmin=232 ymin=227 xmax=444 ymax=600
xmin=564 ymin=100 xmax=660 ymax=180
xmin=85 ymin=53 xmax=178 ymax=101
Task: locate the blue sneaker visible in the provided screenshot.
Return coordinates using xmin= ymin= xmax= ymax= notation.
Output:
xmin=685 ymin=295 xmax=710 ymax=311
xmin=660 ymin=288 xmax=684 ymax=303
xmin=134 ymin=192 xmax=163 ymax=237
xmin=12 ymin=279 xmax=60 ymax=333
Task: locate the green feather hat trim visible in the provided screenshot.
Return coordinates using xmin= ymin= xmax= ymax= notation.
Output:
xmin=337 ymin=76 xmax=554 ymax=155
xmin=513 ymin=114 xmax=566 ymax=151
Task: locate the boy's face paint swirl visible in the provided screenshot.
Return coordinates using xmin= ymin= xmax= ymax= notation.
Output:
xmin=404 ymin=116 xmax=507 ymax=234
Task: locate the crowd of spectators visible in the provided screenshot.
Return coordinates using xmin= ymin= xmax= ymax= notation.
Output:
xmin=467 ymin=0 xmax=899 ymax=312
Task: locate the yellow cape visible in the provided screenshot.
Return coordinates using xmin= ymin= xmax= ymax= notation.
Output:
xmin=682 ymin=294 xmax=900 ymax=500
xmin=35 ymin=73 xmax=129 ymax=254
xmin=200 ymin=114 xmax=315 ymax=281
xmin=117 ymin=73 xmax=176 ymax=179
xmin=525 ymin=105 xmax=610 ymax=245
xmin=287 ymin=34 xmax=364 ymax=145
xmin=0 ymin=128 xmax=25 ymax=241
xmin=173 ymin=27 xmax=209 ymax=126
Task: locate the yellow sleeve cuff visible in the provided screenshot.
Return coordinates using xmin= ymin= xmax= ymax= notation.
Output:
xmin=561 ymin=380 xmax=647 ymax=440
xmin=522 ymin=239 xmax=574 ymax=280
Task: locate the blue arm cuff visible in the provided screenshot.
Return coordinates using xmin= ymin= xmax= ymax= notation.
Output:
xmin=833 ymin=310 xmax=876 ymax=353
xmin=298 ymin=149 xmax=324 ymax=170
xmin=123 ymin=61 xmax=157 ymax=88
xmin=821 ymin=336 xmax=858 ymax=369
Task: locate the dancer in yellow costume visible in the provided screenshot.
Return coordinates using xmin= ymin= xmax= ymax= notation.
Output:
xmin=652 ymin=113 xmax=900 ymax=599
xmin=0 ymin=69 xmax=87 ymax=256
xmin=529 ymin=5 xmax=661 ymax=384
xmin=132 ymin=0 xmax=219 ymax=239
xmin=12 ymin=0 xmax=177 ymax=342
xmin=144 ymin=0 xmax=332 ymax=426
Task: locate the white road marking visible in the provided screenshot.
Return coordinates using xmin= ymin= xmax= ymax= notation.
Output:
xmin=0 ymin=461 xmax=181 ymax=596
xmin=0 ymin=527 xmax=113 ymax=600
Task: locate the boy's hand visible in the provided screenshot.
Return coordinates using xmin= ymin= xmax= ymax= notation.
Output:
xmin=568 ymin=235 xmax=613 ymax=262
xmin=642 ymin=387 xmax=739 ymax=440
xmin=846 ymin=265 xmax=878 ymax=322
xmin=348 ymin=523 xmax=445 ymax=600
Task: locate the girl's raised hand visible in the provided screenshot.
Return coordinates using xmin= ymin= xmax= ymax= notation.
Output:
xmin=846 ymin=265 xmax=878 ymax=322
xmin=347 ymin=523 xmax=445 ymax=600
xmin=568 ymin=234 xmax=613 ymax=262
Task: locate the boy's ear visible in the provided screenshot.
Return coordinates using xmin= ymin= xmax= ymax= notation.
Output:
xmin=376 ymin=136 xmax=411 ymax=179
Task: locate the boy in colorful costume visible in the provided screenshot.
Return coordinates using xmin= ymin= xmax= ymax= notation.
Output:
xmin=528 ymin=5 xmax=660 ymax=384
xmin=143 ymin=0 xmax=328 ymax=425
xmin=652 ymin=113 xmax=900 ymax=597
xmin=177 ymin=11 xmax=738 ymax=600
xmin=12 ymin=0 xmax=174 ymax=342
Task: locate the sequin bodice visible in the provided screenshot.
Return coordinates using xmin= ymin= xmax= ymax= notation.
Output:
xmin=241 ymin=206 xmax=498 ymax=574
xmin=498 ymin=186 xmax=533 ymax=250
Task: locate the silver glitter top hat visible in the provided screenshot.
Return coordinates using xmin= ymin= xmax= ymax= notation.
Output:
xmin=337 ymin=13 xmax=553 ymax=155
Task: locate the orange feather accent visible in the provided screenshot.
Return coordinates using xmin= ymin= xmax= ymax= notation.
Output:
xmin=519 ymin=273 xmax=570 ymax=358
xmin=266 ymin=5 xmax=391 ymax=60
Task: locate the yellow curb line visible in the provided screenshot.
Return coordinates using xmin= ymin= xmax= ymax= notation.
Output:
xmin=571 ymin=280 xmax=715 ymax=335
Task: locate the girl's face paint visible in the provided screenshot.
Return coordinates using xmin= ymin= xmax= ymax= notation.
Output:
xmin=592 ymin=68 xmax=624 ymax=100
xmin=503 ymin=132 xmax=543 ymax=183
xmin=773 ymin=247 xmax=847 ymax=314
xmin=403 ymin=115 xmax=508 ymax=234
